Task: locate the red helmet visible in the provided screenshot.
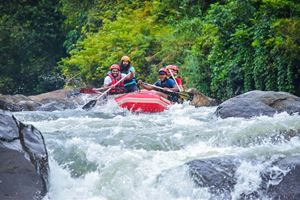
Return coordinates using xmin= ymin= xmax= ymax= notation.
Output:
xmin=165 ymin=65 xmax=172 ymax=70
xmin=166 ymin=65 xmax=179 ymax=71
xmin=172 ymin=65 xmax=179 ymax=71
xmin=158 ymin=68 xmax=167 ymax=74
xmin=110 ymin=64 xmax=120 ymax=71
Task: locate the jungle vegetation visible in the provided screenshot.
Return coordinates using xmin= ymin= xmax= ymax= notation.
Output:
xmin=1 ymin=0 xmax=299 ymax=100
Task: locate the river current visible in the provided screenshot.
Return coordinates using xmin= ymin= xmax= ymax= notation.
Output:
xmin=14 ymin=99 xmax=300 ymax=200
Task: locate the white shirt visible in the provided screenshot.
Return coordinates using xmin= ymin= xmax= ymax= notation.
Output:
xmin=103 ymin=73 xmax=127 ymax=86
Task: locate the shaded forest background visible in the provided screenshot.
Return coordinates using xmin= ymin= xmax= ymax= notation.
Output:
xmin=1 ymin=0 xmax=299 ymax=100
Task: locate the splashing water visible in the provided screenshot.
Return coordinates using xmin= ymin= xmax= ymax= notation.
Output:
xmin=14 ymin=101 xmax=300 ymax=200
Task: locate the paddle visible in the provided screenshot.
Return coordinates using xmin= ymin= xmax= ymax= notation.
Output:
xmin=82 ymin=72 xmax=131 ymax=110
xmin=168 ymin=69 xmax=183 ymax=92
xmin=79 ymin=88 xmax=102 ymax=94
xmin=143 ymin=83 xmax=194 ymax=101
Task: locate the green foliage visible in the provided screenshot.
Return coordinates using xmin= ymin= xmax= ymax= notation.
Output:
xmin=60 ymin=2 xmax=174 ymax=86
xmin=2 ymin=0 xmax=299 ymax=100
xmin=0 ymin=0 xmax=65 ymax=95
xmin=182 ymin=0 xmax=300 ymax=100
xmin=250 ymin=0 xmax=300 ymax=95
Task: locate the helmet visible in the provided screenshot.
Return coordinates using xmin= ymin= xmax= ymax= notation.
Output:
xmin=158 ymin=68 xmax=167 ymax=74
xmin=172 ymin=65 xmax=179 ymax=71
xmin=166 ymin=65 xmax=179 ymax=71
xmin=121 ymin=56 xmax=131 ymax=62
xmin=165 ymin=65 xmax=173 ymax=70
xmin=110 ymin=64 xmax=120 ymax=71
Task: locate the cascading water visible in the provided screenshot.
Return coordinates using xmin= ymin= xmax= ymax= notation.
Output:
xmin=14 ymin=100 xmax=300 ymax=200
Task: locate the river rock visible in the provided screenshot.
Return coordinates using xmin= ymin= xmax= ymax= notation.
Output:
xmin=0 ymin=94 xmax=40 ymax=111
xmin=186 ymin=155 xmax=300 ymax=199
xmin=37 ymin=98 xmax=78 ymax=111
xmin=261 ymin=156 xmax=300 ymax=199
xmin=0 ymin=89 xmax=84 ymax=112
xmin=0 ymin=109 xmax=49 ymax=200
xmin=28 ymin=88 xmax=80 ymax=102
xmin=187 ymin=88 xmax=218 ymax=107
xmin=187 ymin=157 xmax=238 ymax=199
xmin=216 ymin=90 xmax=300 ymax=118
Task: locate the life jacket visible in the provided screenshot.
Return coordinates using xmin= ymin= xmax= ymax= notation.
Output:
xmin=121 ymin=65 xmax=137 ymax=86
xmin=108 ymin=73 xmax=125 ymax=94
xmin=156 ymin=78 xmax=174 ymax=88
xmin=169 ymin=76 xmax=183 ymax=88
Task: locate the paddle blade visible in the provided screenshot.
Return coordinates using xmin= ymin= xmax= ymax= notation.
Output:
xmin=82 ymin=100 xmax=97 ymax=110
xmin=179 ymin=91 xmax=194 ymax=101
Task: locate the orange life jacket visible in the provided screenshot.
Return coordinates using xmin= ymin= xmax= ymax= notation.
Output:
xmin=108 ymin=73 xmax=125 ymax=94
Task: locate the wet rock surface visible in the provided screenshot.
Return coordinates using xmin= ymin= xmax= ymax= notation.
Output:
xmin=216 ymin=90 xmax=300 ymax=118
xmin=0 ymin=89 xmax=83 ymax=112
xmin=0 ymin=110 xmax=49 ymax=200
xmin=186 ymin=155 xmax=300 ymax=200
xmin=261 ymin=156 xmax=300 ymax=200
xmin=186 ymin=88 xmax=218 ymax=107
xmin=187 ymin=157 xmax=238 ymax=199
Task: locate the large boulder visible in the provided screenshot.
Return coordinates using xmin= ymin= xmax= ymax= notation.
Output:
xmin=0 ymin=109 xmax=49 ymax=200
xmin=28 ymin=88 xmax=79 ymax=102
xmin=0 ymin=94 xmax=40 ymax=111
xmin=0 ymin=89 xmax=84 ymax=112
xmin=261 ymin=156 xmax=300 ymax=199
xmin=187 ymin=88 xmax=218 ymax=107
xmin=187 ymin=157 xmax=238 ymax=199
xmin=186 ymin=155 xmax=300 ymax=199
xmin=216 ymin=90 xmax=300 ymax=118
xmin=30 ymin=89 xmax=84 ymax=111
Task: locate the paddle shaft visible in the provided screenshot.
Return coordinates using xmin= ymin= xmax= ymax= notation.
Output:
xmin=96 ymin=72 xmax=131 ymax=100
xmin=82 ymin=72 xmax=132 ymax=110
xmin=168 ymin=69 xmax=183 ymax=92
xmin=143 ymin=83 xmax=180 ymax=97
xmin=143 ymin=82 xmax=193 ymax=101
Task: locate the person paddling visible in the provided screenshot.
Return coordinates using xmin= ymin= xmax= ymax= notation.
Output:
xmin=166 ymin=65 xmax=183 ymax=91
xmin=101 ymin=64 xmax=133 ymax=95
xmin=138 ymin=68 xmax=180 ymax=102
xmin=120 ymin=56 xmax=139 ymax=93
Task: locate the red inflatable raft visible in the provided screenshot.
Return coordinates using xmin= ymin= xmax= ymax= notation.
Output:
xmin=114 ymin=90 xmax=172 ymax=113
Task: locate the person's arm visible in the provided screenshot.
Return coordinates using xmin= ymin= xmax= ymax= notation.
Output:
xmin=92 ymin=87 xmax=105 ymax=93
xmin=142 ymin=84 xmax=154 ymax=90
xmin=122 ymin=72 xmax=133 ymax=80
xmin=101 ymin=76 xmax=114 ymax=90
xmin=167 ymin=79 xmax=179 ymax=92
xmin=125 ymin=66 xmax=135 ymax=81
xmin=92 ymin=76 xmax=110 ymax=91
xmin=137 ymin=80 xmax=154 ymax=90
xmin=129 ymin=66 xmax=135 ymax=75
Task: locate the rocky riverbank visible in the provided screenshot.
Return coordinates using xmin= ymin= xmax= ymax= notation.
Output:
xmin=0 ymin=110 xmax=49 ymax=200
xmin=0 ymin=88 xmax=218 ymax=112
xmin=0 ymin=89 xmax=84 ymax=112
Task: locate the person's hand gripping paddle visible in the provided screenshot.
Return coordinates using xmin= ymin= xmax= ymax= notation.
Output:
xmin=82 ymin=72 xmax=132 ymax=111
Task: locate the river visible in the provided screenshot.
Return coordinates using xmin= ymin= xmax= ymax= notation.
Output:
xmin=14 ymin=100 xmax=300 ymax=200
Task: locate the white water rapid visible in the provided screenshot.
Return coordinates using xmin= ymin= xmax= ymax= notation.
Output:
xmin=14 ymin=100 xmax=300 ymax=200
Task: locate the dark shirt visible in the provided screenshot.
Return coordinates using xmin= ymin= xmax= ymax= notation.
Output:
xmin=154 ymin=78 xmax=175 ymax=88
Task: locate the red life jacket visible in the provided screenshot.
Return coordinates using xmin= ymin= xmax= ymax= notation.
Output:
xmin=175 ymin=76 xmax=183 ymax=87
xmin=108 ymin=73 xmax=125 ymax=94
xmin=170 ymin=76 xmax=183 ymax=88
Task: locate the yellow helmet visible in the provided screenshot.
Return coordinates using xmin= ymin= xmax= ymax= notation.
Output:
xmin=121 ymin=55 xmax=131 ymax=62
